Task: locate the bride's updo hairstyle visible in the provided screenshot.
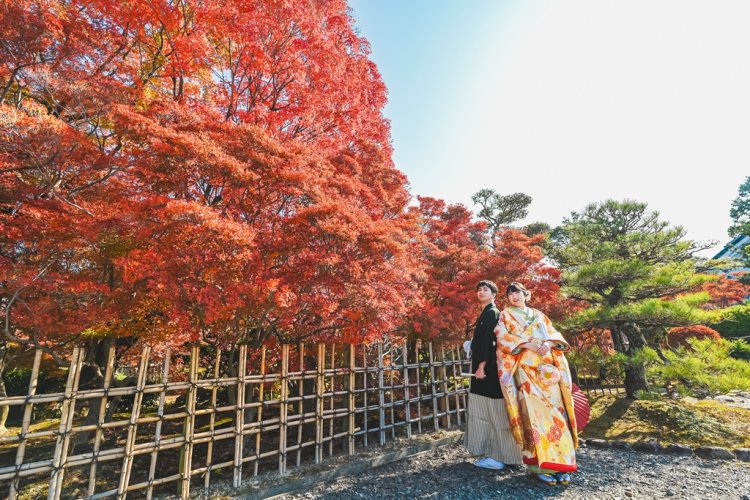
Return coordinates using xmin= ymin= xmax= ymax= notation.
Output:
xmin=506 ymin=282 xmax=531 ymax=301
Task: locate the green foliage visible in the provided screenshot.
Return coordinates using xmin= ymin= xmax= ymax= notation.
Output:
xmin=523 ymin=222 xmax=551 ymax=237
xmin=647 ymin=338 xmax=750 ymax=395
xmin=729 ymin=339 xmax=750 ymax=360
xmin=550 ymin=200 xmax=712 ymax=332
xmin=471 ymin=189 xmax=532 ymax=235
xmin=729 ymin=175 xmax=750 ymax=237
xmin=712 ymin=303 xmax=750 ymax=338
xmin=634 ymin=389 xmax=662 ymax=400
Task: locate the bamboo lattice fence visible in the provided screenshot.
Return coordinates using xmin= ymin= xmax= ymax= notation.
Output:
xmin=0 ymin=340 xmax=622 ymax=499
xmin=0 ymin=341 xmax=473 ymax=499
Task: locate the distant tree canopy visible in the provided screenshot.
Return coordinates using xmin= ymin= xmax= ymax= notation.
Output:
xmin=471 ymin=189 xmax=532 ymax=239
xmin=729 ymin=176 xmax=750 ymax=238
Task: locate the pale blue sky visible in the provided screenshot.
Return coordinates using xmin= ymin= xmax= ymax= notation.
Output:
xmin=349 ymin=1 xmax=750 ymax=256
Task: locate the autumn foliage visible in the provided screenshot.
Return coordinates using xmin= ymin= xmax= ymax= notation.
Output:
xmin=666 ymin=325 xmax=722 ymax=348
xmin=703 ymin=275 xmax=750 ymax=308
xmin=0 ymin=0 xmax=562 ymax=364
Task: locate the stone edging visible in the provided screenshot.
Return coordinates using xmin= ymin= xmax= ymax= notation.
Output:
xmin=581 ymin=438 xmax=750 ymax=462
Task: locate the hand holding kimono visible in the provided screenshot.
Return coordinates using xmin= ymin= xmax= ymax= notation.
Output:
xmin=495 ymin=307 xmax=578 ymax=473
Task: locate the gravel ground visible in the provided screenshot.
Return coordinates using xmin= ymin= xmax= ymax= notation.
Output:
xmin=283 ymin=441 xmax=750 ymax=500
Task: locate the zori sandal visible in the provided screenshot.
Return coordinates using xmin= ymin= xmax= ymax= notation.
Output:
xmin=555 ymin=472 xmax=571 ymax=485
xmin=535 ymin=473 xmax=558 ymax=486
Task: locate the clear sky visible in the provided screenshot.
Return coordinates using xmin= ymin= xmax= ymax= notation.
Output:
xmin=348 ymin=0 xmax=750 ymax=256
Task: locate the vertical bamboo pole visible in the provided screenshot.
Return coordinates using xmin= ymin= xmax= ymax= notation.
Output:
xmin=116 ymin=346 xmax=151 ymax=500
xmin=449 ymin=346 xmax=462 ymax=426
xmin=377 ymin=342 xmax=385 ymax=446
xmin=388 ymin=344 xmax=395 ymax=439
xmin=253 ymin=346 xmax=265 ymax=477
xmin=146 ymin=349 xmax=171 ymax=500
xmin=401 ymin=341 xmax=412 ymax=439
xmin=178 ymin=345 xmax=200 ymax=498
xmin=86 ymin=344 xmax=116 ymax=498
xmin=428 ymin=342 xmax=439 ymax=431
xmin=48 ymin=347 xmax=84 ymax=500
xmin=9 ymin=350 xmax=42 ymax=500
xmin=328 ymin=344 xmax=335 ymax=457
xmin=440 ymin=346 xmax=451 ymax=429
xmin=459 ymin=344 xmax=469 ymax=412
xmin=279 ymin=344 xmax=289 ymax=474
xmin=414 ymin=341 xmax=422 ymax=434
xmin=362 ymin=347 xmax=369 ymax=446
xmin=347 ymin=344 xmax=356 ymax=455
xmin=295 ymin=343 xmax=304 ymax=467
xmin=233 ymin=345 xmax=248 ymax=487
xmin=314 ymin=343 xmax=324 ymax=463
xmin=203 ymin=348 xmax=221 ymax=490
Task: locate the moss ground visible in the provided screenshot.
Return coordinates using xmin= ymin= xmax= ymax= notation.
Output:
xmin=581 ymin=395 xmax=750 ymax=448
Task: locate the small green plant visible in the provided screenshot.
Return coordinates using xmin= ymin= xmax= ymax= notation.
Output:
xmin=634 ymin=389 xmax=662 ymax=400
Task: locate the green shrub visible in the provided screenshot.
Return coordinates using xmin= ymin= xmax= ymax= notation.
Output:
xmin=647 ymin=338 xmax=750 ymax=395
xmin=713 ymin=304 xmax=750 ymax=338
xmin=729 ymin=339 xmax=750 ymax=360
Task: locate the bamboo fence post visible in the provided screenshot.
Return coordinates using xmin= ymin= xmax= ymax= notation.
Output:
xmin=401 ymin=341 xmax=412 ymax=439
xmin=178 ymin=345 xmax=200 ymax=498
xmin=314 ymin=343 xmax=324 ymax=463
xmin=48 ymin=347 xmax=84 ymax=500
xmin=86 ymin=344 xmax=116 ymax=498
xmin=347 ymin=344 xmax=356 ymax=455
xmin=377 ymin=342 xmax=385 ymax=446
xmin=295 ymin=343 xmax=304 ymax=467
xmin=414 ymin=341 xmax=422 ymax=434
xmin=253 ymin=346 xmax=265 ymax=477
xmin=329 ymin=345 xmax=335 ymax=457
xmin=279 ymin=344 xmax=290 ymax=474
xmin=388 ymin=343 xmax=395 ymax=439
xmin=9 ymin=349 xmax=42 ymax=500
xmin=116 ymin=346 xmax=151 ymax=500
xmin=449 ymin=346 xmax=462 ymax=426
xmin=439 ymin=346 xmax=450 ymax=429
xmin=362 ymin=346 xmax=369 ymax=446
xmin=146 ymin=349 xmax=171 ymax=500
xmin=203 ymin=348 xmax=221 ymax=490
xmin=233 ymin=345 xmax=248 ymax=487
xmin=458 ymin=344 xmax=469 ymax=412
xmin=428 ymin=342 xmax=439 ymax=431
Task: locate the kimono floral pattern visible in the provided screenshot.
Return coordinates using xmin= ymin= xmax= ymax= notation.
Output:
xmin=495 ymin=307 xmax=578 ymax=472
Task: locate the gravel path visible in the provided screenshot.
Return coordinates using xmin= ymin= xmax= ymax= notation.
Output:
xmin=284 ymin=441 xmax=750 ymax=499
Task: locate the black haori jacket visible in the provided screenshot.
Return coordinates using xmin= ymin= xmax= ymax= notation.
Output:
xmin=470 ymin=302 xmax=503 ymax=399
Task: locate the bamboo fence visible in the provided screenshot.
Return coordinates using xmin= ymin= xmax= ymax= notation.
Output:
xmin=0 ymin=341 xmax=472 ymax=499
xmin=0 ymin=341 xmax=621 ymax=499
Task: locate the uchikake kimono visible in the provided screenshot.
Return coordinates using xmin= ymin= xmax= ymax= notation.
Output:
xmin=495 ymin=307 xmax=578 ymax=473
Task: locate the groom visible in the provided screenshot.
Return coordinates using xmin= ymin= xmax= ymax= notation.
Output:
xmin=464 ymin=280 xmax=523 ymax=469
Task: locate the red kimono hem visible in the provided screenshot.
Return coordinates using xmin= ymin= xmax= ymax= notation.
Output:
xmin=523 ymin=456 xmax=578 ymax=473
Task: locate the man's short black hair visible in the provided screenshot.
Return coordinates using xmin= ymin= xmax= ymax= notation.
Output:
xmin=476 ymin=280 xmax=498 ymax=294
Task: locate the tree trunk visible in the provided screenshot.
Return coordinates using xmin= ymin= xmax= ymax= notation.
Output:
xmin=621 ymin=323 xmax=649 ymax=398
xmin=73 ymin=338 xmax=111 ymax=449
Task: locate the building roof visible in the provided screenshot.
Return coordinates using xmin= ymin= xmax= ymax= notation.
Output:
xmin=713 ymin=234 xmax=750 ymax=260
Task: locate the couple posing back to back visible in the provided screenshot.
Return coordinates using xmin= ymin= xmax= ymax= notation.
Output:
xmin=464 ymin=280 xmax=578 ymax=487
